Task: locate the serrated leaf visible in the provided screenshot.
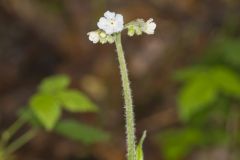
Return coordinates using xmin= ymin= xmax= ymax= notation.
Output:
xmin=58 ymin=90 xmax=98 ymax=112
xmin=39 ymin=74 xmax=70 ymax=93
xmin=55 ymin=119 xmax=109 ymax=144
xmin=136 ymin=131 xmax=147 ymax=160
xmin=30 ymin=94 xmax=61 ymax=130
xmin=178 ymin=74 xmax=217 ymax=121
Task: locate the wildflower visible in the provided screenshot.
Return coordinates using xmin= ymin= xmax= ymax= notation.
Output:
xmin=106 ymin=35 xmax=114 ymax=43
xmin=143 ymin=18 xmax=156 ymax=35
xmin=88 ymin=14 xmax=157 ymax=160
xmin=97 ymin=11 xmax=124 ymax=35
xmin=87 ymin=31 xmax=100 ymax=43
xmin=88 ymin=11 xmax=157 ymax=44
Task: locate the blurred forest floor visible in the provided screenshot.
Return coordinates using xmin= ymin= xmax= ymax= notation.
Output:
xmin=0 ymin=0 xmax=240 ymax=160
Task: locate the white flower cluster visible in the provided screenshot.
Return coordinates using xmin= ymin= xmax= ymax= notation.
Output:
xmin=87 ymin=31 xmax=114 ymax=44
xmin=126 ymin=18 xmax=156 ymax=36
xmin=88 ymin=11 xmax=157 ymax=44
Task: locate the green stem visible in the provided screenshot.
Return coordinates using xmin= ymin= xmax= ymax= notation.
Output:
xmin=115 ymin=33 xmax=136 ymax=160
xmin=5 ymin=129 xmax=36 ymax=155
xmin=1 ymin=117 xmax=26 ymax=146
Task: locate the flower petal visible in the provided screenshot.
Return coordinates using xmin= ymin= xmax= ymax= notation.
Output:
xmin=147 ymin=18 xmax=153 ymax=23
xmin=116 ymin=14 xmax=124 ymax=24
xmin=97 ymin=17 xmax=107 ymax=29
xmin=104 ymin=11 xmax=115 ymax=19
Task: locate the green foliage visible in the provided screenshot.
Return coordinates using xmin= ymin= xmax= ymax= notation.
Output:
xmin=163 ymin=35 xmax=240 ymax=160
xmin=30 ymin=94 xmax=61 ymax=131
xmin=19 ymin=108 xmax=42 ymax=127
xmin=39 ymin=74 xmax=70 ymax=93
xmin=159 ymin=128 xmax=229 ymax=160
xmin=211 ymin=67 xmax=240 ymax=97
xmin=204 ymin=37 xmax=240 ymax=68
xmin=55 ymin=119 xmax=109 ymax=144
xmin=58 ymin=90 xmax=98 ymax=112
xmin=177 ymin=66 xmax=240 ymax=121
xmin=136 ymin=131 xmax=147 ymax=160
xmin=174 ymin=67 xmax=206 ymax=82
xmin=178 ymin=72 xmax=218 ymax=121
xmin=10 ymin=74 xmax=109 ymax=148
xmin=29 ymin=75 xmax=98 ymax=130
xmin=159 ymin=128 xmax=203 ymax=160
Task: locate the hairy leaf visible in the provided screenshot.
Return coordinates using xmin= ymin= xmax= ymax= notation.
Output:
xmin=136 ymin=131 xmax=147 ymax=160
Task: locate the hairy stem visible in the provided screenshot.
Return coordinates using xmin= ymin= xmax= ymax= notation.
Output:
xmin=115 ymin=33 xmax=136 ymax=160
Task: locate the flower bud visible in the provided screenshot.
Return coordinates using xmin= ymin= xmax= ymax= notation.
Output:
xmin=87 ymin=31 xmax=100 ymax=44
xmin=143 ymin=18 xmax=156 ymax=35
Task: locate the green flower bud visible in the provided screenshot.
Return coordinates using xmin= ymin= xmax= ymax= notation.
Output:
xmin=100 ymin=38 xmax=107 ymax=44
xmin=135 ymin=27 xmax=142 ymax=35
xmin=127 ymin=26 xmax=135 ymax=37
xmin=100 ymin=31 xmax=107 ymax=38
xmin=107 ymin=35 xmax=114 ymax=44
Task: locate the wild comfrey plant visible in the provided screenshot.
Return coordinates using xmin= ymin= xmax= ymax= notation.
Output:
xmin=88 ymin=11 xmax=156 ymax=160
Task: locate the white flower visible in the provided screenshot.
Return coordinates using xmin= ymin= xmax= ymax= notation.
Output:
xmin=143 ymin=18 xmax=156 ymax=35
xmin=87 ymin=31 xmax=100 ymax=43
xmin=97 ymin=11 xmax=124 ymax=35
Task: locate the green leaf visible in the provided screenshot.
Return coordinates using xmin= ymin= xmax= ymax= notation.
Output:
xmin=30 ymin=94 xmax=61 ymax=130
xmin=205 ymin=37 xmax=240 ymax=67
xmin=136 ymin=131 xmax=147 ymax=160
xmin=178 ymin=74 xmax=217 ymax=121
xmin=217 ymin=38 xmax=240 ymax=67
xmin=39 ymin=74 xmax=70 ymax=93
xmin=211 ymin=67 xmax=240 ymax=97
xmin=204 ymin=130 xmax=229 ymax=145
xmin=58 ymin=90 xmax=98 ymax=112
xmin=174 ymin=67 xmax=206 ymax=82
xmin=55 ymin=119 xmax=109 ymax=144
xmin=159 ymin=128 xmax=204 ymax=160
